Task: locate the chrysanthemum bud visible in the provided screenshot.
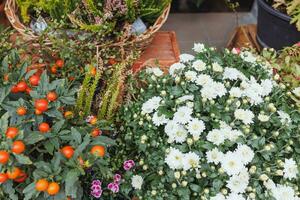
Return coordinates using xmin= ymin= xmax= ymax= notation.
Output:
xmin=174 ymin=172 xmax=180 ymax=179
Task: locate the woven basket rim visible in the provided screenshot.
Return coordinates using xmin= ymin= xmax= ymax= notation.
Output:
xmin=5 ymin=0 xmax=171 ymax=45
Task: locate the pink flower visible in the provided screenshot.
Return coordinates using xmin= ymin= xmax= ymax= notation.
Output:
xmin=91 ymin=185 xmax=101 ymax=191
xmin=114 ymin=174 xmax=122 ymax=184
xmin=232 ymin=47 xmax=241 ymax=54
xmin=296 ymin=42 xmax=300 ymax=47
xmin=123 ymin=160 xmax=135 ymax=171
xmin=92 ymin=180 xmax=102 ymax=186
xmin=91 ymin=189 xmax=102 ymax=198
xmin=108 ymin=182 xmax=120 ymax=193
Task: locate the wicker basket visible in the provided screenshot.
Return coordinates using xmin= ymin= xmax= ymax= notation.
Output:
xmin=5 ymin=0 xmax=170 ymax=49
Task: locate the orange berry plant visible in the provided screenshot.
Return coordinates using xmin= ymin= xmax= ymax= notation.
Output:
xmin=0 ymin=50 xmax=115 ymax=199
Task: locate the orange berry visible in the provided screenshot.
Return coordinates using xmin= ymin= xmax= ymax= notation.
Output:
xmin=35 ymin=179 xmax=49 ymax=191
xmin=47 ymin=182 xmax=60 ymax=195
xmin=16 ymin=107 xmax=27 ymax=116
xmin=7 ymin=167 xmax=21 ymax=180
xmin=12 ymin=141 xmax=25 ymax=154
xmin=90 ymin=145 xmax=105 ymax=157
xmin=0 ymin=151 xmax=9 ymax=164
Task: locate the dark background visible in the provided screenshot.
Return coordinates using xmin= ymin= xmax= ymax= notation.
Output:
xmin=171 ymin=0 xmax=255 ymax=12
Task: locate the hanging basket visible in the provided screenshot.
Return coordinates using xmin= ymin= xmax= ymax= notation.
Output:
xmin=4 ymin=0 xmax=171 ymax=50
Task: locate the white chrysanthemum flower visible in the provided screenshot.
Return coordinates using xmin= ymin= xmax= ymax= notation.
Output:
xmin=193 ymin=43 xmax=206 ymax=53
xmin=177 ymin=95 xmax=194 ymax=103
xmin=173 ymin=125 xmax=188 ymax=143
xmin=192 ymin=60 xmax=206 ymax=71
xmin=221 ymin=151 xmax=245 ymax=176
xmin=223 ymin=128 xmax=243 ymax=142
xmin=183 ymin=152 xmax=200 ymax=171
xmin=226 ymin=172 xmax=249 ymax=193
xmin=258 ymin=114 xmax=270 ymax=122
xmin=195 ymin=74 xmax=213 ymax=86
xmin=131 ymin=175 xmax=144 ymax=190
xmin=173 ymin=106 xmax=193 ymax=124
xmin=263 ymin=179 xmax=276 ymax=190
xmin=165 ymin=121 xmax=188 ymax=143
xmin=187 ymin=118 xmax=205 ymax=137
xmin=207 ymin=129 xmax=225 ymax=146
xmin=179 ymin=54 xmax=195 ymax=63
xmin=206 ymin=148 xmax=223 ymax=165
xmin=234 ymin=109 xmax=254 ymax=125
xmin=240 ymin=51 xmax=256 ymax=63
xmin=145 ymin=67 xmax=163 ymax=77
xmin=278 ymin=110 xmax=292 ymax=125
xmin=223 ymin=67 xmax=247 ymax=81
xmin=229 ymin=87 xmax=243 ymax=98
xmin=152 ymin=112 xmax=168 ymax=126
xmin=235 ymin=144 xmax=254 ymax=165
xmin=212 ymin=62 xmax=223 ymax=72
xmin=214 ymin=82 xmax=227 ymax=97
xmin=271 ymin=184 xmax=298 ymax=200
xmin=169 ymin=63 xmax=186 ymax=77
xmin=141 ymin=96 xmax=162 ymax=114
xmin=226 ymin=193 xmax=246 ymax=200
xmin=292 ymin=87 xmax=300 ymax=97
xmin=165 ymin=147 xmax=184 ymax=170
xmin=184 ymin=70 xmax=197 ymax=82
xmin=210 ymin=193 xmax=226 ymax=200
xmin=283 ymin=158 xmax=298 ymax=180
xmin=260 ymin=79 xmax=274 ymax=96
xmin=201 ymin=82 xmax=227 ymax=100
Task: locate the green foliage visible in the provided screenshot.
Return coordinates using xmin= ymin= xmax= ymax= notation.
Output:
xmin=272 ymin=0 xmax=300 ymax=30
xmin=16 ymin=0 xmax=171 ymax=33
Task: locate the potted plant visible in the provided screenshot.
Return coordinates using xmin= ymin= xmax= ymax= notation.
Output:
xmin=257 ymin=0 xmax=300 ymax=50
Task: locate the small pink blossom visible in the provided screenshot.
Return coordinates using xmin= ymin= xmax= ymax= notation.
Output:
xmin=232 ymin=47 xmax=241 ymax=54
xmin=91 ymin=185 xmax=101 ymax=191
xmin=91 ymin=189 xmax=102 ymax=198
xmin=108 ymin=182 xmax=120 ymax=193
xmin=114 ymin=174 xmax=122 ymax=184
xmin=92 ymin=180 xmax=102 ymax=186
xmin=123 ymin=160 xmax=135 ymax=171
xmin=296 ymin=42 xmax=300 ymax=47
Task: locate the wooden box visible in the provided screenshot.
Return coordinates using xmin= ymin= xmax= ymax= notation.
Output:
xmin=132 ymin=31 xmax=180 ymax=73
xmin=227 ymin=24 xmax=261 ymax=51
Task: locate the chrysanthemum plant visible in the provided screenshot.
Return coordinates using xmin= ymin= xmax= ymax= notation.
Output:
xmin=0 ymin=49 xmax=115 ymax=199
xmin=115 ymin=44 xmax=300 ymax=200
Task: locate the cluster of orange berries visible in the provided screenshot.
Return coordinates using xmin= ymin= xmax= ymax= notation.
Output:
xmin=1 ymin=59 xmax=106 ymax=197
xmin=35 ymin=179 xmax=60 ymax=196
xmin=0 ymin=127 xmax=27 ymax=184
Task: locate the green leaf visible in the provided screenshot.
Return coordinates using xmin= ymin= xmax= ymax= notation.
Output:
xmin=59 ymin=96 xmax=76 ymax=105
xmin=65 ymin=169 xmax=81 ymax=198
xmin=45 ymin=109 xmax=63 ymax=119
xmin=51 ymin=152 xmax=62 ymax=171
xmin=14 ymin=154 xmax=33 ymax=165
xmin=0 ymin=112 xmax=9 ymax=132
xmin=2 ymin=181 xmax=18 ymax=200
xmin=190 ymin=184 xmax=201 ymax=192
xmin=71 ymin=127 xmax=82 ymax=144
xmin=23 ymin=182 xmax=38 ymax=200
xmin=44 ymin=141 xmax=55 ymax=155
xmin=74 ymin=135 xmax=91 ymax=157
xmin=24 ymin=131 xmax=45 ymax=144
xmin=52 ymin=120 xmax=65 ymax=133
xmin=90 ymin=136 xmax=116 ymax=146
